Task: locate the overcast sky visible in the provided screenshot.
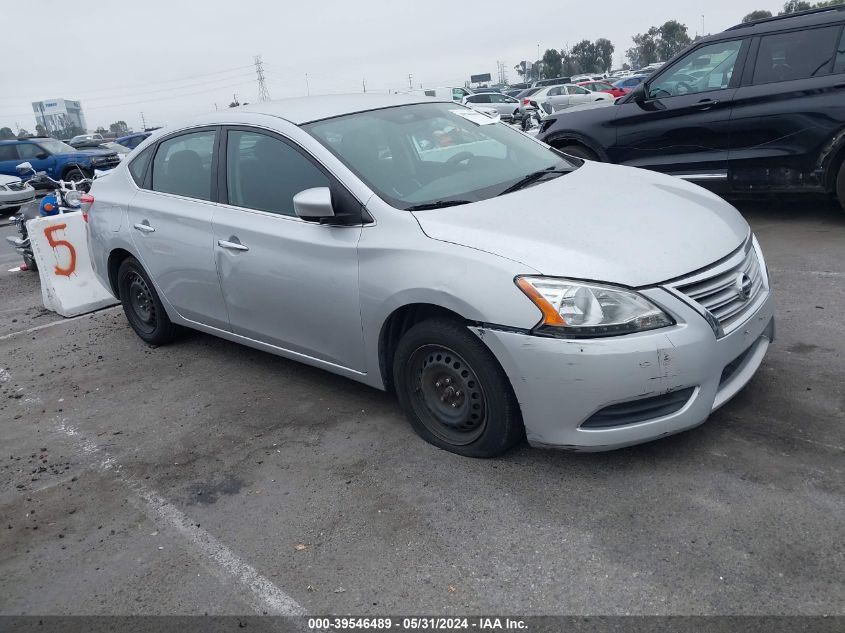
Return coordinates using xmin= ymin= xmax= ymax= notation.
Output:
xmin=0 ymin=0 xmax=781 ymax=133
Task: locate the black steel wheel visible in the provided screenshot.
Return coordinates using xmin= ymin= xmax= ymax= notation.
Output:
xmin=407 ymin=344 xmax=488 ymax=446
xmin=393 ymin=318 xmax=524 ymax=458
xmin=117 ymin=257 xmax=177 ymax=345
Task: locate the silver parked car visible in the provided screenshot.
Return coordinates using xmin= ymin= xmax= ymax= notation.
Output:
xmin=87 ymin=94 xmax=774 ymax=458
xmin=461 ymin=93 xmax=520 ymax=121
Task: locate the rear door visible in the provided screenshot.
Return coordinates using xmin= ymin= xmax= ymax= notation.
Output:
xmin=212 ymin=127 xmax=365 ymax=370
xmin=544 ymin=86 xmax=569 ymax=112
xmin=612 ymin=37 xmax=749 ymax=180
xmin=126 ymin=127 xmax=231 ymax=330
xmin=728 ymin=23 xmax=845 ymax=192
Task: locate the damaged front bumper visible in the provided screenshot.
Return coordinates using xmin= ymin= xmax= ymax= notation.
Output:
xmin=473 ymin=286 xmax=775 ymax=451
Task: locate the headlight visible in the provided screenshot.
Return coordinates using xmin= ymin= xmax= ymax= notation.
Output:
xmin=516 ymin=276 xmax=674 ymax=337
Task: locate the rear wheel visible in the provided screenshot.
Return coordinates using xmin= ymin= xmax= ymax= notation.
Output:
xmin=117 ymin=257 xmax=177 ymax=345
xmin=393 ymin=318 xmax=524 ymax=458
xmin=837 ymin=160 xmax=845 ymax=211
xmin=558 ymin=144 xmax=599 ymax=161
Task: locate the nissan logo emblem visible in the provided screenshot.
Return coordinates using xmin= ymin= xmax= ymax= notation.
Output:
xmin=735 ymin=272 xmax=753 ymax=301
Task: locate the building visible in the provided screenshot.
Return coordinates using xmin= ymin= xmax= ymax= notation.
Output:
xmin=31 ymin=99 xmax=87 ymax=136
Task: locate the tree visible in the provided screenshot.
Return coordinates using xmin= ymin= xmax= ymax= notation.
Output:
xmin=781 ymin=0 xmax=843 ymax=11
xmin=656 ymin=20 xmax=692 ymax=61
xmin=513 ymin=61 xmax=531 ymax=79
xmin=594 ymin=38 xmax=615 ymax=73
xmin=0 ymin=127 xmax=15 ymax=140
xmin=571 ymin=40 xmax=600 ymax=74
xmin=109 ymin=121 xmax=130 ymax=135
xmin=627 ymin=21 xmax=692 ymax=68
xmin=541 ymin=49 xmax=562 ymax=79
xmin=35 ymin=124 xmax=47 ymax=137
xmin=17 ymin=129 xmax=30 ymax=138
xmin=742 ymin=9 xmax=773 ymax=21
xmin=627 ymin=27 xmax=660 ymax=68
xmin=95 ymin=126 xmax=107 ymax=135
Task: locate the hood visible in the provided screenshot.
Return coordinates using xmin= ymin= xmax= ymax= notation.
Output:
xmin=412 ymin=161 xmax=748 ymax=287
xmin=75 ymin=148 xmax=115 ymax=158
xmin=0 ymin=173 xmax=23 ymax=186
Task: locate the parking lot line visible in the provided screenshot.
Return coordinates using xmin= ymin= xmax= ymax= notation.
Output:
xmin=53 ymin=418 xmax=306 ymax=616
xmin=0 ymin=306 xmax=121 ymax=341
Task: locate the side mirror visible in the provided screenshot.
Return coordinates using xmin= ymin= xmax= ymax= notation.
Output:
xmin=631 ymin=85 xmax=647 ymax=104
xmin=36 ymin=153 xmax=48 ymax=160
xmin=16 ymin=162 xmax=34 ymax=175
xmin=293 ymin=187 xmax=334 ymax=221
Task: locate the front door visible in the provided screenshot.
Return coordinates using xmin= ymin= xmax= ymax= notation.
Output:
xmin=611 ymin=38 xmax=748 ymax=179
xmin=212 ymin=127 xmax=365 ymax=371
xmin=127 ymin=127 xmax=230 ymax=330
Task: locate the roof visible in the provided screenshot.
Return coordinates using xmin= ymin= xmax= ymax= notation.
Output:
xmin=715 ymin=5 xmax=845 ymax=39
xmin=237 ymin=93 xmax=444 ymax=125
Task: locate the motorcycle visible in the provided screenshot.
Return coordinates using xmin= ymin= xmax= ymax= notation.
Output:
xmin=5 ymin=161 xmax=92 ymax=272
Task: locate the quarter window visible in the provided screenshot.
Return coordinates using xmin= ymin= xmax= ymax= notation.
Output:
xmin=225 ymin=130 xmax=329 ymax=217
xmin=753 ymin=26 xmax=840 ymax=84
xmin=128 ymin=146 xmax=153 ymax=186
xmin=649 ymin=40 xmax=743 ymax=98
xmin=833 ymin=27 xmax=845 ymax=73
xmin=151 ymin=130 xmax=216 ymax=200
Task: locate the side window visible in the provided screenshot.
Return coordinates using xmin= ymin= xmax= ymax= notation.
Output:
xmin=225 ymin=130 xmax=329 ymax=217
xmin=547 ymin=87 xmax=561 ymax=96
xmin=0 ymin=145 xmax=17 ymax=161
xmin=489 ymin=94 xmax=506 ymax=103
xmin=151 ymin=130 xmax=216 ymax=200
xmin=16 ymin=143 xmax=43 ymax=159
xmin=837 ymin=28 xmax=845 ymax=73
xmin=128 ymin=146 xmax=153 ymax=187
xmin=649 ymin=39 xmax=743 ymax=98
xmin=568 ymin=86 xmax=589 ymax=94
xmin=754 ymin=26 xmax=840 ymax=84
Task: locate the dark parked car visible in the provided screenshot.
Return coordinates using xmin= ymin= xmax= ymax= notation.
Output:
xmin=538 ymin=5 xmax=845 ymax=210
xmin=115 ymin=132 xmax=151 ymax=150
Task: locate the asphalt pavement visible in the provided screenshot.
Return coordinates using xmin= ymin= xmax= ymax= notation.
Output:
xmin=0 ymin=197 xmax=842 ymax=616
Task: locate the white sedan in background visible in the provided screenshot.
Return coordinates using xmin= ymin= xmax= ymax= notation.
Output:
xmin=532 ymin=83 xmax=612 ymax=114
xmin=0 ymin=174 xmax=35 ymax=213
xmin=461 ymin=93 xmax=520 ymax=121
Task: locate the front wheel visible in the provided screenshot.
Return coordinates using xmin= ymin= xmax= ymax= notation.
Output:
xmin=117 ymin=257 xmax=177 ymax=345
xmin=837 ymin=160 xmax=845 ymax=212
xmin=393 ymin=318 xmax=524 ymax=458
xmin=557 ymin=144 xmax=599 ymax=161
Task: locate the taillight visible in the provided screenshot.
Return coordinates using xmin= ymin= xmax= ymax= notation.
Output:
xmin=522 ymin=98 xmax=530 ymax=104
xmin=80 ymin=194 xmax=95 ymax=222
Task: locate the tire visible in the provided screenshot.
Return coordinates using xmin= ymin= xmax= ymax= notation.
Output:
xmin=117 ymin=257 xmax=177 ymax=345
xmin=393 ymin=318 xmax=524 ymax=458
xmin=558 ymin=144 xmax=599 ymax=161
xmin=63 ymin=168 xmax=91 ymax=192
xmin=837 ymin=160 xmax=845 ymax=212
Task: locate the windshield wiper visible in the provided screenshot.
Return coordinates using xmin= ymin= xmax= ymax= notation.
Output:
xmin=497 ymin=168 xmax=572 ymax=197
xmin=405 ymin=200 xmax=472 ymax=211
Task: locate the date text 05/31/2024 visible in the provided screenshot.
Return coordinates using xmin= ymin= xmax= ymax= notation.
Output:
xmin=307 ymin=617 xmax=528 ymax=630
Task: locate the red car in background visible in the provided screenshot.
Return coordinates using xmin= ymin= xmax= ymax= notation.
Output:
xmin=576 ymin=80 xmax=626 ymax=99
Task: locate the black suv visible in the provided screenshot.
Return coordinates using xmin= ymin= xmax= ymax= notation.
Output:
xmin=538 ymin=6 xmax=845 ymax=209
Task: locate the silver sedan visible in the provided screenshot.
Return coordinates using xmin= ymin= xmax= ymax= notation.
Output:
xmin=461 ymin=92 xmax=521 ymax=121
xmin=87 ymin=94 xmax=773 ymax=457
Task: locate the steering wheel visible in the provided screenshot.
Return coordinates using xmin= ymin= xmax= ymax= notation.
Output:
xmin=447 ymin=151 xmax=474 ymax=166
xmin=675 ymin=81 xmax=694 ymax=96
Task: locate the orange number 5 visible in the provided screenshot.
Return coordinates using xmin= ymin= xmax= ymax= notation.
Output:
xmin=43 ymin=224 xmax=77 ymax=277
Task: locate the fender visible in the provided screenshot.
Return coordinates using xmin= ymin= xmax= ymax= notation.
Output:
xmin=816 ymin=124 xmax=845 ymax=192
xmin=541 ymin=129 xmax=610 ymax=162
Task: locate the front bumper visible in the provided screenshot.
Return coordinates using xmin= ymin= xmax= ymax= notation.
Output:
xmin=0 ymin=189 xmax=35 ymax=208
xmin=474 ymin=285 xmax=774 ymax=450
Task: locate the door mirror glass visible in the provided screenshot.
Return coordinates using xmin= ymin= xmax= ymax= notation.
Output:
xmin=16 ymin=161 xmax=34 ymax=175
xmin=293 ymin=187 xmax=334 ymax=220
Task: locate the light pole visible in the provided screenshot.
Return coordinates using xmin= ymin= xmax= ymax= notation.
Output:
xmin=537 ymin=44 xmax=540 ymax=80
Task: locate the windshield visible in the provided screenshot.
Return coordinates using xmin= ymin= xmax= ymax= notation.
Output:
xmin=304 ymin=102 xmax=577 ymax=209
xmin=39 ymin=139 xmax=76 ymax=154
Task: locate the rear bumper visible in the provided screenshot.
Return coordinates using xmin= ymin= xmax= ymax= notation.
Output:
xmin=474 ymin=286 xmax=774 ymax=451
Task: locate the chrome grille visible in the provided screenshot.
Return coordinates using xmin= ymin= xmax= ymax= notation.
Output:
xmin=670 ymin=238 xmax=767 ymax=336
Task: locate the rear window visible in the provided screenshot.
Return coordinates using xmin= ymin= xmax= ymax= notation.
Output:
xmin=753 ymin=26 xmax=840 ymax=84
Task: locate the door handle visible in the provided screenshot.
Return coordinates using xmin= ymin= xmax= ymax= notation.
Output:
xmin=695 ymin=99 xmax=720 ymax=110
xmin=217 ymin=239 xmax=249 ymax=252
xmin=133 ymin=222 xmax=155 ymax=233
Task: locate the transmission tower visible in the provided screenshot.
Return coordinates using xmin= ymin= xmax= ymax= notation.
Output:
xmin=255 ymin=55 xmax=271 ymax=102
